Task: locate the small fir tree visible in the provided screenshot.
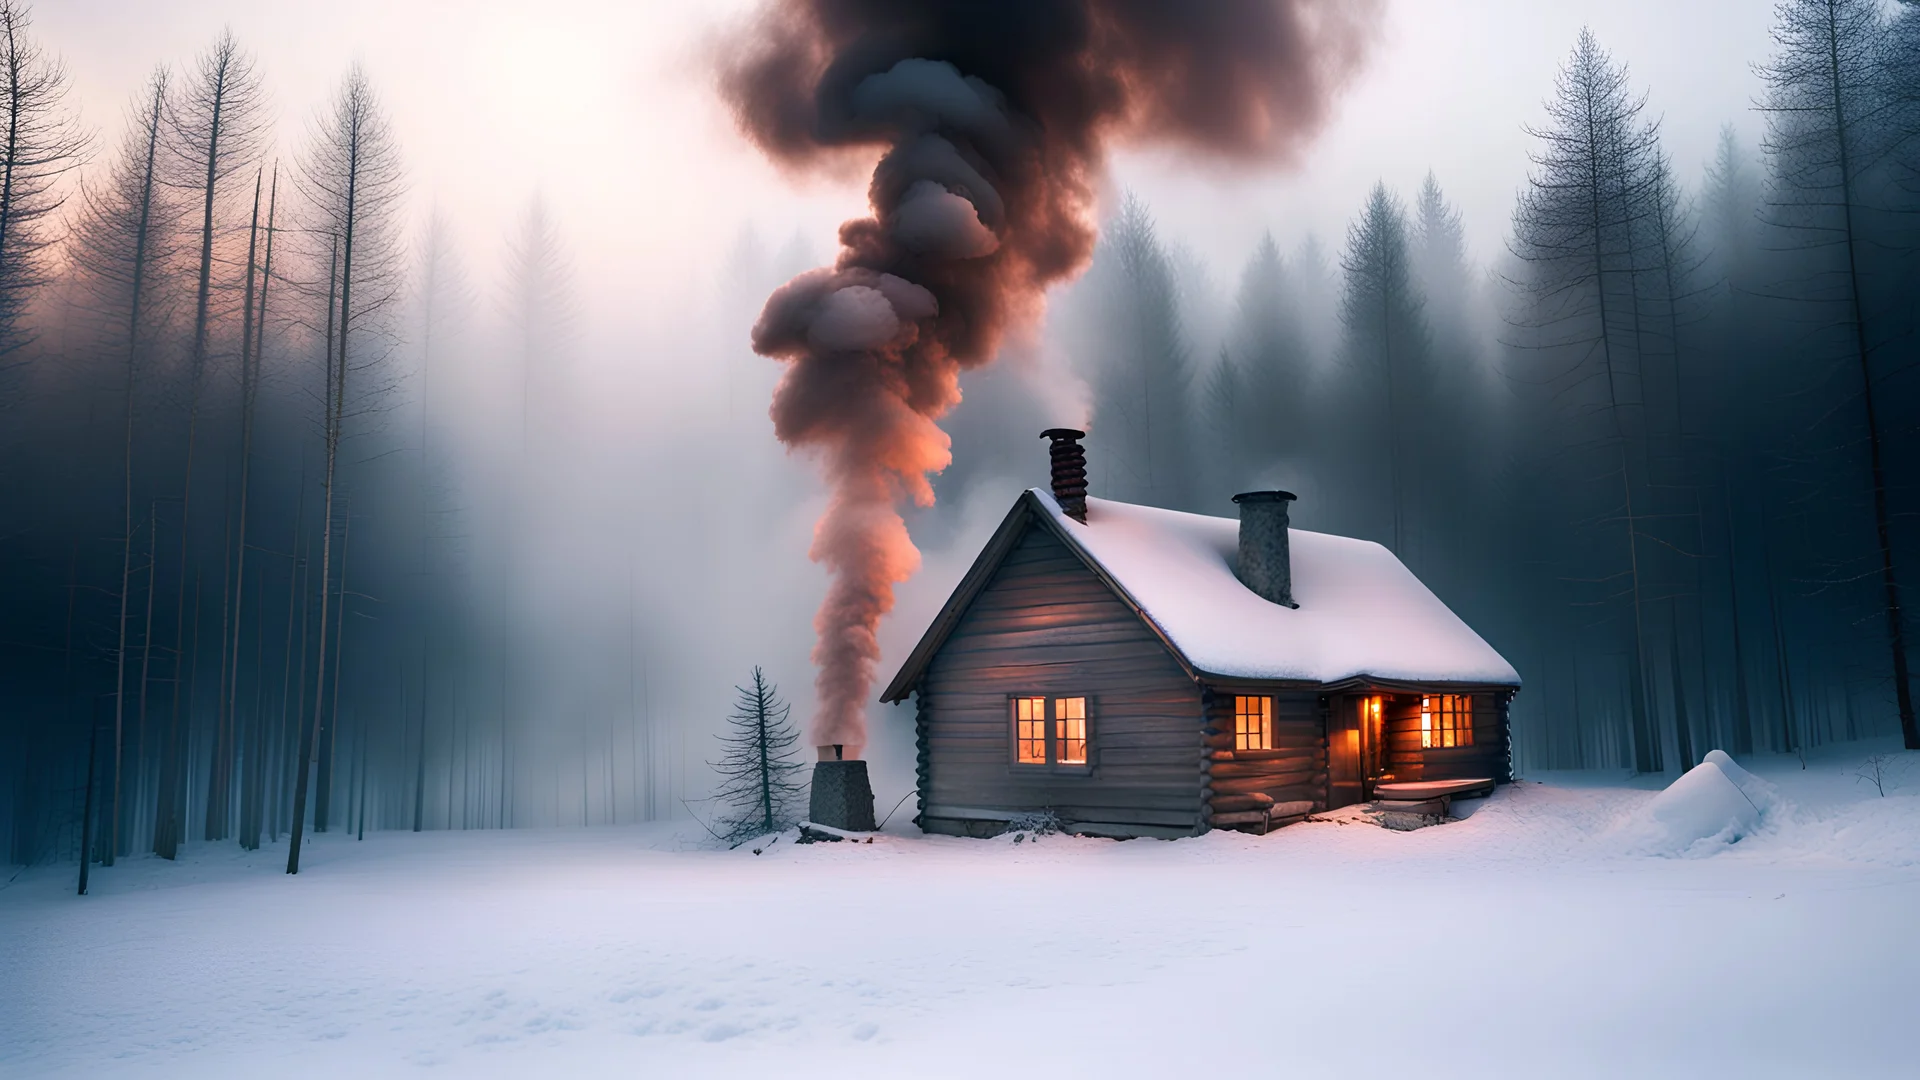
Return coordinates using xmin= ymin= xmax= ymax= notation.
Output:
xmin=710 ymin=667 xmax=806 ymax=844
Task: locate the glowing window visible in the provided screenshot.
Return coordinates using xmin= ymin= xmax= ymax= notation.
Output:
xmin=1015 ymin=697 xmax=1047 ymax=763
xmin=1055 ymin=697 xmax=1088 ymax=764
xmin=1421 ymin=694 xmax=1474 ymax=749
xmin=1234 ymin=696 xmax=1272 ymax=751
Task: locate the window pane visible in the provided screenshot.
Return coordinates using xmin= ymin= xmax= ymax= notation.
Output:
xmin=1055 ymin=697 xmax=1087 ymax=764
xmin=1015 ymin=697 xmax=1046 ymax=763
xmin=1421 ymin=695 xmax=1433 ymax=749
xmin=1235 ymin=695 xmax=1272 ymax=751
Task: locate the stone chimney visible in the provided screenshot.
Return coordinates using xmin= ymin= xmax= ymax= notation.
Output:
xmin=1232 ymin=490 xmax=1298 ymax=608
xmin=1041 ymin=428 xmax=1088 ymax=522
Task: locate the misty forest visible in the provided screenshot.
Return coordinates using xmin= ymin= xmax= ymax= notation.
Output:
xmin=6 ymin=0 xmax=1920 ymax=882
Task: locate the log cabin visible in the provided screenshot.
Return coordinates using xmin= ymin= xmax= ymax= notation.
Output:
xmin=880 ymin=429 xmax=1521 ymax=839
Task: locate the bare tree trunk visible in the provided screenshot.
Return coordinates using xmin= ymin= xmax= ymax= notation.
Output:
xmin=156 ymin=336 xmax=205 ymax=859
xmin=108 ymin=75 xmax=168 ymax=866
xmin=273 ymin=486 xmax=303 ymax=842
xmin=288 ymin=228 xmax=342 ymax=874
xmin=628 ymin=556 xmax=638 ymax=823
xmin=318 ymin=504 xmax=353 ymax=832
xmin=160 ymin=32 xmax=264 ymax=857
xmin=1722 ymin=476 xmax=1753 ymax=755
xmin=61 ymin=544 xmax=85 ymax=887
xmin=1834 ymin=130 xmax=1919 ymax=750
xmin=162 ymin=57 xmax=228 ymax=854
xmin=1759 ymin=515 xmax=1797 ymax=757
xmin=206 ymin=499 xmax=233 ymax=840
xmin=412 ymin=668 xmax=426 ymax=832
xmin=356 ymin=690 xmax=372 ymax=840
xmin=449 ymin=677 xmax=459 ymax=829
xmin=286 ymin=545 xmax=312 ymax=841
xmin=136 ymin=501 xmax=158 ymax=845
xmin=215 ymin=169 xmax=263 ymax=846
xmin=239 ymin=167 xmax=277 ymax=851
xmin=1587 ymin=205 xmax=1657 ymax=773
xmin=182 ymin=569 xmax=204 ymax=839
xmin=241 ymin=558 xmax=266 ymax=849
xmin=1668 ymin=605 xmax=1696 ymax=768
xmin=77 ymin=704 xmax=99 ymax=896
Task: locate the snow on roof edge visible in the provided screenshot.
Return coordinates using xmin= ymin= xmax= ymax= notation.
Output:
xmin=1027 ymin=487 xmax=1521 ymax=688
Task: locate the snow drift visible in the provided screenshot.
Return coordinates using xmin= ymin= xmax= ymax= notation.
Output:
xmin=1617 ymin=753 xmax=1777 ymax=856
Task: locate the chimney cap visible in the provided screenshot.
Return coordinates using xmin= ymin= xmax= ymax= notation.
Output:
xmin=1041 ymin=427 xmax=1086 ymax=441
xmin=1232 ymin=490 xmax=1297 ymax=505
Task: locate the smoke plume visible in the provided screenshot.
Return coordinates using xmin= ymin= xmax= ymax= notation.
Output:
xmin=722 ymin=0 xmax=1381 ymax=757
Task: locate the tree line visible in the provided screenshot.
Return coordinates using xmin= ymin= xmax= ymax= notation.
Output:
xmin=0 ymin=2 xmax=649 ymax=885
xmin=1044 ymin=1 xmax=1920 ymax=771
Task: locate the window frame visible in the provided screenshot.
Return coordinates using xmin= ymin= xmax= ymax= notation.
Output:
xmin=1234 ymin=695 xmax=1273 ymax=752
xmin=1420 ymin=693 xmax=1475 ymax=749
xmin=1008 ymin=694 xmax=1095 ymax=773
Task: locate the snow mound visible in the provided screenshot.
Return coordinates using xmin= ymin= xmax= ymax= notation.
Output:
xmin=1702 ymin=749 xmax=1782 ymax=815
xmin=1619 ymin=759 xmax=1765 ymax=856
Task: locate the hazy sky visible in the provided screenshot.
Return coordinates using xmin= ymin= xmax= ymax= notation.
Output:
xmin=45 ymin=0 xmax=1776 ymax=336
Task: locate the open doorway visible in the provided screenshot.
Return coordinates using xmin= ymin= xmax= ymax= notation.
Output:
xmin=1328 ymin=693 xmax=1392 ymax=809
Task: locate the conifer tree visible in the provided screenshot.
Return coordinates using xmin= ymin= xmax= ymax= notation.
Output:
xmin=1216 ymin=232 xmax=1309 ymax=481
xmin=69 ymin=65 xmax=178 ymax=864
xmin=1083 ymin=193 xmax=1198 ymax=510
xmin=1507 ymin=29 xmax=1666 ymax=772
xmin=1887 ymin=1 xmax=1920 ymax=185
xmin=0 ymin=0 xmax=89 ymax=356
xmin=709 ymin=667 xmax=804 ymax=844
xmin=1412 ymin=171 xmax=1470 ymax=337
xmin=288 ymin=63 xmax=405 ymax=873
xmin=1758 ymin=0 xmax=1916 ymax=750
xmin=1339 ymin=182 xmax=1427 ymax=557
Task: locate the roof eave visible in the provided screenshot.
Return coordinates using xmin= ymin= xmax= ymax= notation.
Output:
xmin=877 ymin=493 xmax=1044 ymax=703
xmin=880 ymin=489 xmax=1522 ymax=703
xmin=1312 ymin=673 xmax=1523 ymax=694
xmin=879 ymin=490 xmax=1207 ymax=703
xmin=1189 ymin=672 xmax=1520 ymax=694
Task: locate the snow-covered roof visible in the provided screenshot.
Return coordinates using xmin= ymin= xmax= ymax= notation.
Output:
xmin=882 ymin=489 xmax=1519 ymax=701
xmin=1028 ymin=490 xmax=1519 ymax=687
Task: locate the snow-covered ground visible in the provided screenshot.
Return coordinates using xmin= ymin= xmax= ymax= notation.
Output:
xmin=3 ymin=743 xmax=1916 ymax=1079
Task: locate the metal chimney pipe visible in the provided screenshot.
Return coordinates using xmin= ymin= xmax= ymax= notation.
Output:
xmin=1041 ymin=428 xmax=1088 ymax=522
xmin=1232 ymin=490 xmax=1298 ymax=608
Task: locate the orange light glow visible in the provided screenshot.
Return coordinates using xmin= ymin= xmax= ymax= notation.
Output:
xmin=1015 ymin=697 xmax=1046 ymax=763
xmin=1055 ymin=697 xmax=1088 ymax=765
xmin=1421 ymin=694 xmax=1473 ymax=748
xmin=1234 ymin=695 xmax=1272 ymax=751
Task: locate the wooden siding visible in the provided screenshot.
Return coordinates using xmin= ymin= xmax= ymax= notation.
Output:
xmin=915 ymin=523 xmax=1205 ymax=835
xmin=1382 ymin=691 xmax=1513 ymax=784
xmin=1199 ymin=685 xmax=1327 ymax=815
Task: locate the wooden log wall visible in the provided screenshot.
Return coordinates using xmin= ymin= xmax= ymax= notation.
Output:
xmin=913 ymin=692 xmax=931 ymax=828
xmin=914 ymin=523 xmax=1206 ymax=836
xmin=1382 ymin=690 xmax=1514 ymax=784
xmin=1199 ymin=685 xmax=1326 ymax=827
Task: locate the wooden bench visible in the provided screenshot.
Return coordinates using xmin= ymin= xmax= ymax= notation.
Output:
xmin=1370 ymin=778 xmax=1496 ymax=802
xmin=1208 ymin=800 xmax=1314 ymax=834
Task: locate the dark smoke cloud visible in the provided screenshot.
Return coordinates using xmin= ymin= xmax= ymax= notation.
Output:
xmin=721 ymin=0 xmax=1381 ymax=757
